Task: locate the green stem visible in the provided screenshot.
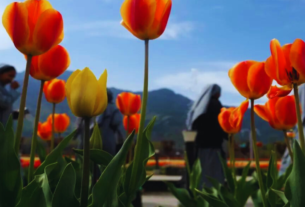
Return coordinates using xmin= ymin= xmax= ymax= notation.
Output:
xmin=283 ymin=130 xmax=293 ymax=162
xmin=15 ymin=55 xmax=33 ymax=154
xmin=128 ymin=39 xmax=149 ymax=204
xmin=28 ymin=80 xmax=44 ymax=183
xmin=250 ymin=99 xmax=267 ymax=207
xmin=184 ymin=150 xmax=191 ymax=178
xmin=80 ymin=118 xmax=90 ymax=207
xmin=50 ymin=103 xmax=56 ymax=151
xmin=293 ymin=83 xmax=305 ymax=152
xmin=229 ymin=134 xmax=236 ymax=181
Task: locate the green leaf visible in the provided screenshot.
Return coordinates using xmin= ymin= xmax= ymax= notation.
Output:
xmin=0 ymin=116 xmax=22 ymax=207
xmin=89 ymin=124 xmax=103 ymax=150
xmin=124 ymin=118 xmax=156 ymax=200
xmin=37 ymin=139 xmax=47 ymax=163
xmin=285 ymin=140 xmax=305 ymax=207
xmin=206 ymin=176 xmax=221 ymax=192
xmin=196 ymin=189 xmax=229 ymax=207
xmin=16 ymin=163 xmax=56 ymax=207
xmin=239 ymin=161 xmax=251 ymax=185
xmin=89 ymin=131 xmax=135 ymax=207
xmin=218 ymin=153 xmax=235 ymax=193
xmin=219 ymin=186 xmax=240 ymax=207
xmin=251 ymin=189 xmax=264 ymax=207
xmin=52 ymin=163 xmax=79 ymax=207
xmin=73 ymin=149 xmax=113 ymax=166
xmin=236 ymin=178 xmax=258 ymax=207
xmin=271 ymin=189 xmax=288 ymax=204
xmin=64 ymin=157 xmax=82 ymax=198
xmin=190 ymin=159 xmax=202 ymax=193
xmin=266 ymin=154 xmax=278 ymax=207
xmin=166 ymin=182 xmax=196 ymax=206
xmin=35 ymin=131 xmax=76 ymax=175
xmin=276 ymin=164 xmax=292 ymax=189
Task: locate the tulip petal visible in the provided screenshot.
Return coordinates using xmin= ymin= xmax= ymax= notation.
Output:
xmin=230 ymin=100 xmax=249 ymax=132
xmin=290 ymin=39 xmax=305 ymax=83
xmin=37 ymin=45 xmax=70 ymax=80
xmin=266 ymin=97 xmax=281 ymax=129
xmin=46 ymin=80 xmax=66 ymax=103
xmin=70 ymin=68 xmax=98 ymax=117
xmin=267 ymin=85 xmax=292 ymax=99
xmin=254 ymin=105 xmax=269 ymax=122
xmin=121 ymin=0 xmax=156 ymax=34
xmin=32 ymin=8 xmax=63 ymax=55
xmin=2 ymin=2 xmax=30 ymax=54
xmin=93 ymin=70 xmax=108 ymax=116
xmin=265 ymin=56 xmax=285 ymax=85
xmin=24 ymin=0 xmax=53 ymax=32
xmin=247 ymin=62 xmax=273 ymax=99
xmin=149 ymin=0 xmax=172 ymax=39
xmin=66 ymin=70 xmax=81 ymax=110
xmin=218 ymin=108 xmax=234 ymax=134
xmin=275 ymin=96 xmax=297 ymax=130
xmin=270 ymin=39 xmax=290 ymax=84
xmin=229 ymin=61 xmax=254 ymax=99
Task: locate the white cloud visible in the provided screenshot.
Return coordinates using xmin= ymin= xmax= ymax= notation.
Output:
xmin=66 ymin=20 xmax=194 ymax=40
xmin=155 ymin=67 xmax=236 ymax=97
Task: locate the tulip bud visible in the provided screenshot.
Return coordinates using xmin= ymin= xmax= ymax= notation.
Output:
xmin=89 ymin=124 xmax=103 ymax=150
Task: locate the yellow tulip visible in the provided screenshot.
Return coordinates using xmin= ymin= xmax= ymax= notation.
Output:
xmin=66 ymin=67 xmax=108 ymax=118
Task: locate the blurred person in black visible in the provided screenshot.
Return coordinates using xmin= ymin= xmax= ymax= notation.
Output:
xmin=186 ymin=84 xmax=227 ymax=187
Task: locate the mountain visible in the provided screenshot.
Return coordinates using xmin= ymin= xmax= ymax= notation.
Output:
xmin=13 ymin=71 xmax=283 ymax=149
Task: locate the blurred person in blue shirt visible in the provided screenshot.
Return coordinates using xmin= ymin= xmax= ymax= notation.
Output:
xmin=0 ymin=64 xmax=20 ymax=125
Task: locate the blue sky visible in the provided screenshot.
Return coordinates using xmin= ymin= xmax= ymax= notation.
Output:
xmin=1 ymin=0 xmax=305 ymax=106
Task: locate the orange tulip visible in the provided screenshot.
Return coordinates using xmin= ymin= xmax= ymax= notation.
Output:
xmin=229 ymin=61 xmax=273 ymax=99
xmin=218 ymin=100 xmax=249 ymax=134
xmin=265 ymin=39 xmax=305 ymax=98
xmin=43 ymin=79 xmax=66 ymax=104
xmin=29 ymin=45 xmax=70 ymax=81
xmin=120 ymin=0 xmax=172 ymax=40
xmin=2 ymin=0 xmax=64 ymax=56
xmin=37 ymin=121 xmax=52 ymax=140
xmin=256 ymin=142 xmax=263 ymax=147
xmin=123 ymin=114 xmax=141 ymax=134
xmin=287 ymin=131 xmax=296 ymax=138
xmin=47 ymin=113 xmax=70 ymax=133
xmin=254 ymin=95 xmax=297 ymax=130
xmin=116 ymin=92 xmax=141 ymax=116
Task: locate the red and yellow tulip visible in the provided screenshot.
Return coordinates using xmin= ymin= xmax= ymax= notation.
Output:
xmin=218 ymin=100 xmax=249 ymax=134
xmin=120 ymin=0 xmax=172 ymax=40
xmin=265 ymin=39 xmax=305 ymax=98
xmin=116 ymin=92 xmax=141 ymax=116
xmin=37 ymin=121 xmax=52 ymax=141
xmin=254 ymin=95 xmax=297 ymax=130
xmin=229 ymin=61 xmax=273 ymax=99
xmin=29 ymin=45 xmax=70 ymax=81
xmin=2 ymin=0 xmax=64 ymax=55
xmin=43 ymin=79 xmax=66 ymax=104
xmin=123 ymin=114 xmax=141 ymax=134
xmin=47 ymin=113 xmax=70 ymax=133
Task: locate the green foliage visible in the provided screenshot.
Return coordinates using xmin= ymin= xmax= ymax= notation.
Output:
xmin=285 ymin=140 xmax=305 ymax=207
xmin=0 ymin=117 xmax=22 ymax=207
xmin=123 ymin=117 xmax=156 ymax=204
xmin=52 ymin=163 xmax=79 ymax=207
xmin=89 ymin=124 xmax=103 ymax=150
xmin=73 ymin=149 xmax=113 ymax=166
xmin=88 ymin=131 xmax=135 ymax=207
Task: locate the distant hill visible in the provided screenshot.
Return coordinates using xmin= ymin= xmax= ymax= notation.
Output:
xmin=13 ymin=71 xmax=284 ymax=149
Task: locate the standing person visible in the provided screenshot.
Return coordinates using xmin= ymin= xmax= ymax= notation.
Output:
xmin=186 ymin=84 xmax=227 ymax=188
xmin=279 ymin=84 xmax=305 ymax=175
xmin=0 ymin=64 xmax=20 ymax=125
xmin=96 ymin=89 xmax=125 ymax=156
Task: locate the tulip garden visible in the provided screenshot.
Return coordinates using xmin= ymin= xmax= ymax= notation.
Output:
xmin=1 ymin=0 xmax=305 ymax=207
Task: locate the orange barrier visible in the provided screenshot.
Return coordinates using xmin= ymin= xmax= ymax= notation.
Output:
xmin=20 ymin=157 xmax=282 ymax=170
